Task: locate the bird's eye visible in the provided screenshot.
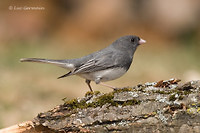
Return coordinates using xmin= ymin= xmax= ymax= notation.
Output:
xmin=130 ymin=38 xmax=135 ymax=42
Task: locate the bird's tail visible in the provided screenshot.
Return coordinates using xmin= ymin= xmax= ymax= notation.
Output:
xmin=20 ymin=58 xmax=73 ymax=69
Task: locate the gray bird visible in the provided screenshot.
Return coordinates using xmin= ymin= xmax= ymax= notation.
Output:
xmin=20 ymin=35 xmax=146 ymax=91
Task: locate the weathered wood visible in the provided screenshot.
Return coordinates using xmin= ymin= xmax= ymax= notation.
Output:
xmin=1 ymin=79 xmax=200 ymax=133
xmin=0 ymin=121 xmax=33 ymax=133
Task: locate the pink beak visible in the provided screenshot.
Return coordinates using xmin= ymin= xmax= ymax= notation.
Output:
xmin=139 ymin=38 xmax=146 ymax=45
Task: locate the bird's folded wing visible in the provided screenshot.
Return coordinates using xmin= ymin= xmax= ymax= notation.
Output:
xmin=72 ymin=52 xmax=116 ymax=74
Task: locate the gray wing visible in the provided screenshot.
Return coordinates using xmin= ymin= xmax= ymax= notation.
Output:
xmin=72 ymin=51 xmax=130 ymax=74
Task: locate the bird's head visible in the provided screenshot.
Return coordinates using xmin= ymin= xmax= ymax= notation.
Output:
xmin=112 ymin=35 xmax=146 ymax=51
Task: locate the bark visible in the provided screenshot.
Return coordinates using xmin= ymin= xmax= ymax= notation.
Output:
xmin=1 ymin=79 xmax=200 ymax=133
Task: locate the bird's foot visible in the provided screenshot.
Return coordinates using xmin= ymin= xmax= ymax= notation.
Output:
xmin=99 ymin=83 xmax=117 ymax=90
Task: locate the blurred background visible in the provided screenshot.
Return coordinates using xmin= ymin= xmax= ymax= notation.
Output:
xmin=0 ymin=0 xmax=200 ymax=128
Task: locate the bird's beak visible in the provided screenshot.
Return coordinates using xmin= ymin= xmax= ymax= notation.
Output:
xmin=139 ymin=39 xmax=146 ymax=45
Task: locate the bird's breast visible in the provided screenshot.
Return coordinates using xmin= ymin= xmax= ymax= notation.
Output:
xmin=78 ymin=67 xmax=127 ymax=82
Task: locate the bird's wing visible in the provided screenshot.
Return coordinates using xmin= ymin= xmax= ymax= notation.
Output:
xmin=72 ymin=51 xmax=119 ymax=74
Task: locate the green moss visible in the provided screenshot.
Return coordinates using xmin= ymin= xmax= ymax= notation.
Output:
xmin=94 ymin=91 xmax=101 ymax=96
xmin=114 ymin=87 xmax=133 ymax=93
xmin=95 ymin=93 xmax=116 ymax=107
xmin=121 ymin=99 xmax=141 ymax=106
xmin=63 ymin=91 xmax=140 ymax=110
xmin=183 ymin=90 xmax=191 ymax=95
xmin=85 ymin=91 xmax=101 ymax=97
xmin=168 ymin=90 xmax=186 ymax=101
xmin=84 ymin=92 xmax=116 ymax=107
xmin=169 ymin=94 xmax=176 ymax=101
xmin=64 ymin=99 xmax=80 ymax=110
xmin=154 ymin=90 xmax=170 ymax=94
xmin=85 ymin=91 xmax=94 ymax=97
xmin=64 ymin=93 xmax=115 ymax=110
xmin=178 ymin=95 xmax=184 ymax=100
xmin=63 ymin=82 xmax=194 ymax=111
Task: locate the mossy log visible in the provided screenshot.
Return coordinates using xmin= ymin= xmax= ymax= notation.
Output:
xmin=0 ymin=79 xmax=200 ymax=133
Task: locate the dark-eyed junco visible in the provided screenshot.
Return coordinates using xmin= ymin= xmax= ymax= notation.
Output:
xmin=20 ymin=35 xmax=146 ymax=91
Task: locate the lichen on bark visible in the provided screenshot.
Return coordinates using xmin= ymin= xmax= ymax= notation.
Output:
xmin=31 ymin=79 xmax=200 ymax=133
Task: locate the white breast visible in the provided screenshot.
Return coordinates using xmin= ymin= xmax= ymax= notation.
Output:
xmin=79 ymin=68 xmax=127 ymax=83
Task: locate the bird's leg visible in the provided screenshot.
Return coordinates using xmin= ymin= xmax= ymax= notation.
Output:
xmin=99 ymin=83 xmax=116 ymax=90
xmin=85 ymin=79 xmax=93 ymax=92
xmin=95 ymin=78 xmax=117 ymax=90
